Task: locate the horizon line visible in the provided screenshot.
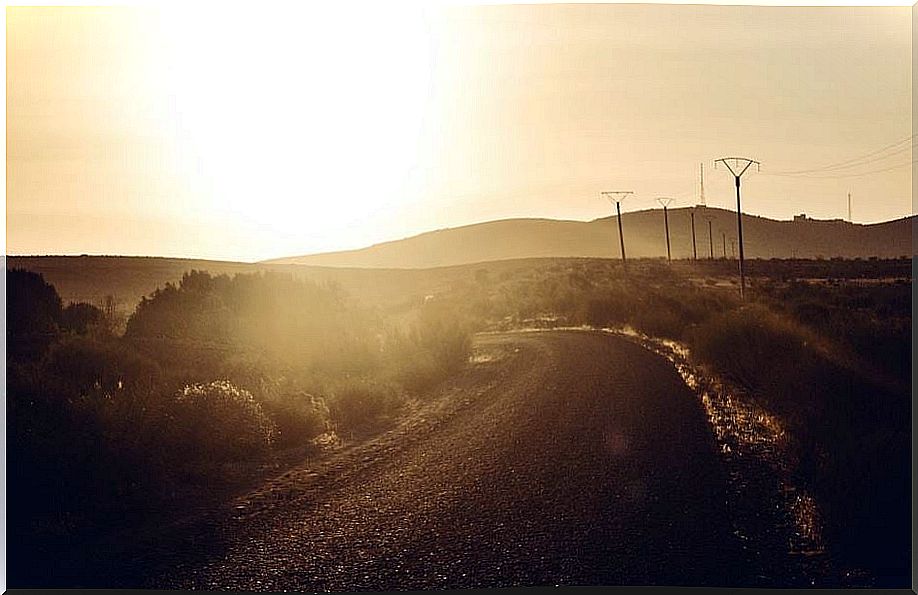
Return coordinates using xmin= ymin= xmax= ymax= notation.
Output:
xmin=5 ymin=207 xmax=914 ymax=265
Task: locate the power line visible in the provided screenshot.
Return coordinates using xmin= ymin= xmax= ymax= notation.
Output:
xmin=793 ymin=141 xmax=912 ymax=173
xmin=767 ymin=158 xmax=916 ymax=179
xmin=768 ymin=143 xmax=914 ymax=176
xmin=767 ymin=134 xmax=915 ymax=176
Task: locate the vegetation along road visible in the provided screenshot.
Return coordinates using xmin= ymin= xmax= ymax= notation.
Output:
xmin=128 ymin=330 xmax=755 ymax=589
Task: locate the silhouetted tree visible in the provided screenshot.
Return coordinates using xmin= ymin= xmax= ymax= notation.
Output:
xmin=61 ymin=302 xmax=105 ymax=334
xmin=7 ymin=268 xmax=62 ymax=336
xmin=7 ymin=269 xmax=64 ymax=359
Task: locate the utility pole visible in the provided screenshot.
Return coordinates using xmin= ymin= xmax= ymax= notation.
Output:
xmin=721 ymin=230 xmax=727 ymax=259
xmin=601 ymin=191 xmax=633 ymax=271
xmin=847 ymin=191 xmax=852 ymax=222
xmin=714 ymin=157 xmax=760 ymax=300
xmin=690 ymin=209 xmax=698 ymax=260
xmin=656 ymin=197 xmax=675 ymax=262
xmin=706 ymin=216 xmax=714 ymax=259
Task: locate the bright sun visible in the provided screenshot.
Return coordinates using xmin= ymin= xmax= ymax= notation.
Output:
xmin=149 ymin=4 xmax=437 ymax=257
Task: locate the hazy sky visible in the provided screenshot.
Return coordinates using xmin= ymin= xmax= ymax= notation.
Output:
xmin=7 ymin=4 xmax=912 ymax=261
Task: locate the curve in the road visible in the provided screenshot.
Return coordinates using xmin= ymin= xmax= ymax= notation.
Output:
xmin=148 ymin=330 xmax=750 ymax=591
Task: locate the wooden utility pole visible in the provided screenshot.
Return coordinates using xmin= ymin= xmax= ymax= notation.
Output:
xmin=656 ymin=197 xmax=675 ymax=262
xmin=690 ymin=209 xmax=698 ymax=260
xmin=706 ymin=216 xmax=714 ymax=259
xmin=714 ymin=157 xmax=760 ymax=300
xmin=601 ymin=191 xmax=633 ymax=271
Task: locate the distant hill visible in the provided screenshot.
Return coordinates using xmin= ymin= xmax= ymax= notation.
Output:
xmin=265 ymin=208 xmax=915 ymax=268
xmin=7 ymin=208 xmax=913 ymax=317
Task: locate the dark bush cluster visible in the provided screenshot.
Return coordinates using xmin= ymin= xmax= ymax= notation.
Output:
xmin=7 ymin=268 xmax=108 ymax=360
xmin=7 ymin=268 xmax=474 ymax=584
xmin=689 ymin=302 xmax=910 ymax=575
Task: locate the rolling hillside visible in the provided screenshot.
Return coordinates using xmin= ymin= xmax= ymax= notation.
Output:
xmin=265 ymin=207 xmax=915 ymax=268
xmin=7 ymin=208 xmax=913 ymax=317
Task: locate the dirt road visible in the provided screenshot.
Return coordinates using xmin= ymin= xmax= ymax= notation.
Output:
xmin=126 ymin=330 xmax=751 ymax=589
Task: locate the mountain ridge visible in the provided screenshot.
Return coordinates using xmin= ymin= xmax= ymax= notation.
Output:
xmin=264 ymin=207 xmax=915 ymax=268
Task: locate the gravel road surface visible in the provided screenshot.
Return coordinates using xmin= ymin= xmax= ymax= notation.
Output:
xmin=126 ymin=330 xmax=750 ymax=589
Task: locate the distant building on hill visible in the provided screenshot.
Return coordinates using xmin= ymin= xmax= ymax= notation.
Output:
xmin=794 ymin=213 xmax=848 ymax=224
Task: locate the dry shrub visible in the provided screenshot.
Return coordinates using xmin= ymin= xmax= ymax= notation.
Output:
xmin=44 ymin=336 xmax=162 ymax=398
xmin=412 ymin=303 xmax=473 ymax=373
xmin=689 ymin=305 xmax=816 ymax=405
xmin=329 ymin=380 xmax=403 ymax=432
xmin=261 ymin=391 xmax=330 ymax=448
xmin=173 ymin=381 xmax=277 ymax=460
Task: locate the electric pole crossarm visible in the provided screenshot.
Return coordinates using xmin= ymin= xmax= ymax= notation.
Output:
xmin=713 ymin=156 xmax=760 ymax=300
xmin=601 ymin=191 xmax=634 ymax=201
xmin=656 ymin=197 xmax=676 ymax=262
xmin=600 ymin=191 xmax=633 ymax=270
xmin=714 ymin=157 xmax=761 ymax=177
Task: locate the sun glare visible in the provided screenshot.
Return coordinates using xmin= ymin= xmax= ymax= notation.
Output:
xmin=148 ymin=5 xmax=437 ymax=257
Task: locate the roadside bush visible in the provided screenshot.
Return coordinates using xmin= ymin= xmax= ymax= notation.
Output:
xmin=688 ymin=300 xmax=910 ymax=577
xmin=381 ymin=302 xmax=474 ymax=394
xmin=756 ymin=279 xmax=910 ymax=384
xmin=8 ymin=376 xmax=177 ymax=583
xmin=44 ymin=336 xmax=162 ymax=398
xmin=629 ymin=295 xmax=689 ymax=339
xmin=65 ymin=384 xmax=176 ymax=505
xmin=689 ymin=306 xmax=818 ymax=410
xmin=329 ymin=380 xmax=403 ymax=432
xmin=261 ymin=391 xmax=330 ymax=448
xmin=173 ymin=381 xmax=277 ymax=461
xmin=393 ymin=349 xmax=449 ymax=395
xmin=580 ymin=292 xmax=632 ymax=328
xmin=412 ymin=303 xmax=473 ymax=373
